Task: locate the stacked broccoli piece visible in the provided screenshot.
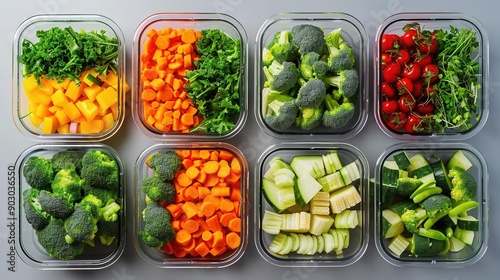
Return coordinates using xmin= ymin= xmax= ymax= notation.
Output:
xmin=139 ymin=149 xmax=181 ymax=248
xmin=261 ymin=25 xmax=359 ymax=131
xmin=21 ymin=149 xmax=122 ymax=260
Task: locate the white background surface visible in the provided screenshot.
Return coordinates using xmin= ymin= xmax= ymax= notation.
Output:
xmin=1 ymin=0 xmax=499 ymax=279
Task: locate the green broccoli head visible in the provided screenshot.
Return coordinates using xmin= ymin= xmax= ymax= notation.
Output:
xmin=36 ymin=218 xmax=85 ymax=260
xmin=23 ymin=155 xmax=54 ymax=191
xmin=299 ymin=52 xmax=328 ymax=80
xmin=263 ymin=60 xmax=300 ymax=93
xmin=51 ymin=169 xmax=83 ymax=202
xmin=64 ymin=204 xmax=99 ymax=244
xmin=80 ymin=150 xmax=120 ymax=190
xmin=51 ymin=150 xmax=84 ymax=173
xmin=96 ymin=220 xmax=119 ymax=246
xmin=267 ymin=30 xmax=299 ymax=63
xmin=448 ymin=166 xmax=478 ymax=202
xmin=38 ymin=190 xmax=75 ymax=220
xmin=262 ymin=47 xmax=275 ymax=67
xmin=291 ymin=24 xmax=326 ymax=55
xmin=421 ymin=194 xmax=453 ymax=218
xmin=321 ymin=93 xmax=356 ymax=129
xmin=22 ymin=188 xmax=50 ymax=230
xmin=147 ymin=149 xmax=182 ymax=181
xmin=140 ymin=202 xmax=175 ymax=247
xmin=325 ymin=27 xmax=344 ymax=50
xmin=81 ymin=182 xmax=118 ymax=205
xmin=327 ymin=43 xmax=355 ymax=74
xmin=295 ymin=105 xmax=324 ymax=131
xmin=79 ymin=193 xmax=121 ymax=222
xmin=401 ymin=207 xmax=427 ymax=233
xmin=295 ymin=78 xmax=327 ymax=108
xmin=141 ymin=176 xmax=176 ymax=204
xmin=264 ymin=93 xmax=299 ymax=131
xmin=323 ymin=69 xmax=359 ymax=98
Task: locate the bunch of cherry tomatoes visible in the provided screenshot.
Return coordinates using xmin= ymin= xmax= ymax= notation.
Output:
xmin=379 ymin=23 xmax=440 ymax=134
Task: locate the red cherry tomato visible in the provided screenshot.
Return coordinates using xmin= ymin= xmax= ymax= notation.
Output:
xmin=401 ymin=29 xmax=418 ymax=48
xmin=381 ymin=100 xmax=399 ymax=115
xmin=381 ymin=52 xmax=392 ymax=67
xmin=402 ymin=63 xmax=421 ymax=81
xmin=383 ymin=62 xmax=401 ymax=84
xmin=416 ymin=102 xmax=435 ymax=114
xmin=398 ymin=93 xmax=416 ymax=113
xmin=385 ymin=111 xmax=407 ymax=131
xmin=414 ymin=54 xmax=433 ymax=68
xmin=417 ymin=32 xmax=438 ymax=55
xmin=396 ymin=77 xmax=414 ymax=95
xmin=404 ymin=114 xmax=423 ymax=134
xmin=381 ymin=82 xmax=397 ymax=99
xmin=394 ymin=49 xmax=411 ymax=66
xmin=422 ymin=64 xmax=439 ymax=84
xmin=381 ymin=34 xmax=397 ymax=52
xmin=412 ymin=80 xmax=423 ymax=99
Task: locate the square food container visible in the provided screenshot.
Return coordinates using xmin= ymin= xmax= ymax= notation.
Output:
xmin=133 ymin=142 xmax=248 ymax=268
xmin=254 ymin=12 xmax=369 ymax=140
xmin=374 ymin=143 xmax=488 ymax=267
xmin=12 ymin=14 xmax=127 ymax=142
xmin=131 ymin=13 xmax=248 ymax=140
xmin=14 ymin=144 xmax=126 ymax=270
xmin=254 ymin=142 xmax=369 ymax=267
xmin=374 ymin=12 xmax=489 ymax=140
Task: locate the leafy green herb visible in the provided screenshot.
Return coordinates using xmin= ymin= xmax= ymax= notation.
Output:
xmin=184 ymin=29 xmax=242 ymax=134
xmin=432 ymin=26 xmax=480 ymax=132
xmin=19 ymin=26 xmax=119 ymax=85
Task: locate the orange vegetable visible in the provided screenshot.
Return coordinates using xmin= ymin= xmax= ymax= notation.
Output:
xmin=140 ymin=27 xmax=201 ymax=133
xmin=226 ymin=232 xmax=241 ymax=250
xmin=183 ymin=219 xmax=200 ymax=234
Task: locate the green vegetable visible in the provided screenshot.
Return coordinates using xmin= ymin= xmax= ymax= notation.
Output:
xmin=323 ymin=69 xmax=359 ymax=98
xmin=291 ymin=24 xmax=326 ymax=55
xmin=146 ymin=149 xmax=182 ymax=181
xmin=141 ymin=176 xmax=176 ymax=204
xmin=321 ymin=93 xmax=355 ymax=129
xmin=22 ymin=188 xmax=50 ymax=230
xmin=263 ymin=60 xmax=300 ymax=93
xmin=22 ymin=155 xmax=54 ymax=191
xmin=38 ymin=189 xmax=74 ymax=219
xmin=19 ymin=26 xmax=119 ymax=85
xmin=51 ymin=151 xmax=84 ymax=173
xmin=51 ymin=168 xmax=83 ymax=202
xmin=96 ymin=220 xmax=119 ymax=246
xmin=184 ymin=29 xmax=241 ymax=134
xmin=299 ymin=52 xmax=329 ymax=80
xmin=401 ymin=207 xmax=427 ymax=234
xmin=36 ymin=218 xmax=85 ymax=260
xmin=295 ymin=105 xmax=324 ymax=130
xmin=266 ymin=30 xmax=299 ymax=64
xmin=295 ymin=78 xmax=327 ymax=108
xmin=448 ymin=166 xmax=478 ymax=202
xmin=263 ymin=91 xmax=299 ymax=131
xmin=80 ymin=150 xmax=119 ymax=190
xmin=324 ymin=28 xmax=355 ymax=74
xmin=421 ymin=194 xmax=452 ymax=218
xmin=139 ymin=201 xmax=176 ymax=247
xmin=433 ymin=26 xmax=481 ymax=132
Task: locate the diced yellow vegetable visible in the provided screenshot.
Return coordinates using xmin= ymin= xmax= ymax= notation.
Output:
xmin=100 ymin=70 xmax=118 ymax=86
xmin=56 ymin=123 xmax=71 ymax=134
xmin=63 ymin=102 xmax=82 ymax=121
xmin=80 ymin=119 xmax=104 ymax=134
xmin=75 ymin=99 xmax=99 ymax=121
xmin=54 ymin=109 xmax=70 ymax=126
xmin=35 ymin=103 xmax=51 ymax=118
xmin=83 ymin=84 xmax=103 ymax=101
xmin=27 ymin=89 xmax=52 ymax=105
xmin=102 ymin=112 xmax=115 ymax=131
xmin=42 ymin=116 xmax=59 ymax=134
xmin=65 ymin=81 xmax=84 ymax=101
xmin=96 ymin=86 xmax=118 ymax=111
xmin=38 ymin=78 xmax=54 ymax=95
xmin=48 ymin=105 xmax=62 ymax=115
xmin=22 ymin=75 xmax=39 ymax=94
xmin=51 ymin=89 xmax=70 ymax=107
xmin=29 ymin=114 xmax=43 ymax=127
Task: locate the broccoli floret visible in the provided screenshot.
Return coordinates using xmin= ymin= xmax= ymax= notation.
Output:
xmin=64 ymin=204 xmax=99 ymax=244
xmin=51 ymin=150 xmax=84 ymax=173
xmin=295 ymin=78 xmax=327 ymax=108
xmin=80 ymin=150 xmax=119 ymax=190
xmin=36 ymin=218 xmax=85 ymax=260
xmin=38 ymin=190 xmax=74 ymax=219
xmin=96 ymin=220 xmax=119 ymax=246
xmin=263 ymin=60 xmax=300 ymax=93
xmin=146 ymin=149 xmax=182 ymax=181
xmin=323 ymin=69 xmax=359 ymax=98
xmin=22 ymin=188 xmax=50 ymax=230
xmin=298 ymin=52 xmax=329 ymax=80
xmin=262 ymin=47 xmax=275 ymax=67
xmin=81 ymin=182 xmax=118 ymax=205
xmin=295 ymin=105 xmax=324 ymax=130
xmin=51 ymin=169 xmax=83 ymax=202
xmin=263 ymin=93 xmax=299 ymax=130
xmin=141 ymin=176 xmax=176 ymax=204
xmin=291 ymin=24 xmax=326 ymax=55
xmin=421 ymin=194 xmax=453 ymax=218
xmin=321 ymin=93 xmax=355 ymax=129
xmin=267 ymin=30 xmax=299 ymax=63
xmin=324 ymin=28 xmax=355 ymax=73
xmin=448 ymin=166 xmax=478 ymax=202
xmin=140 ymin=202 xmax=175 ymax=247
xmin=401 ymin=207 xmax=427 ymax=234
xmin=22 ymin=156 xmax=53 ymax=191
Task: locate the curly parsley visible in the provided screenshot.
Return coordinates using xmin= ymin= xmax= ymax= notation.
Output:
xmin=19 ymin=26 xmax=119 ymax=85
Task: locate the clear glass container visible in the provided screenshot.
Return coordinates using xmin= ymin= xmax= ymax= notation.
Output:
xmin=374 ymin=142 xmax=488 ymax=267
xmin=15 ymin=143 xmax=126 ymax=270
xmin=131 ymin=13 xmax=248 ymax=140
xmin=12 ymin=14 xmax=126 ymax=142
xmin=254 ymin=12 xmax=369 ymax=140
xmin=254 ymin=142 xmax=369 ymax=267
xmin=133 ymin=142 xmax=248 ymax=268
xmin=374 ymin=12 xmax=489 ymax=140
